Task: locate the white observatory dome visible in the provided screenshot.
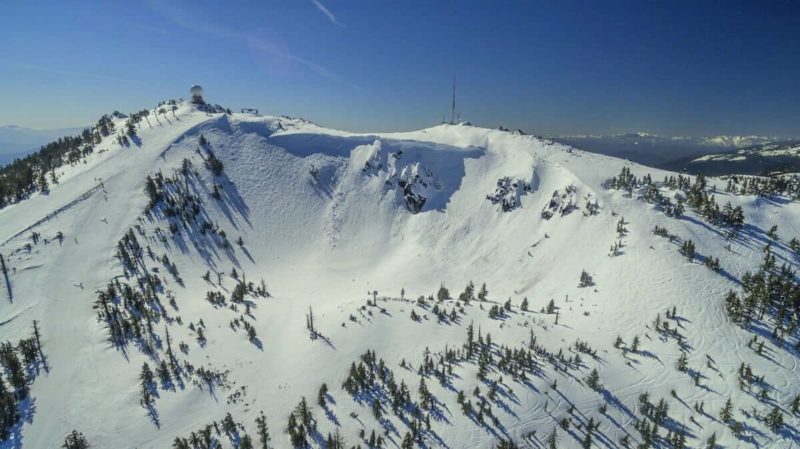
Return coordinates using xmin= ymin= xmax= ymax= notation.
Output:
xmin=190 ymin=85 xmax=205 ymax=105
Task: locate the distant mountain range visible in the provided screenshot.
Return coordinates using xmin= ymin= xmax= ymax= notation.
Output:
xmin=0 ymin=125 xmax=84 ymax=166
xmin=552 ymin=132 xmax=784 ymax=169
xmin=662 ymin=140 xmax=800 ymax=176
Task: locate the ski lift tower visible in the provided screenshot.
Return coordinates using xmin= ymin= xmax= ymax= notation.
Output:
xmin=450 ymin=76 xmax=456 ymax=124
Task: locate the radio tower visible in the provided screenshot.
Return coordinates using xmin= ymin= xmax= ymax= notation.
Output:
xmin=450 ymin=76 xmax=456 ymax=125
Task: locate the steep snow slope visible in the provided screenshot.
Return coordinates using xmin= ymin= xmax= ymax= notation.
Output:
xmin=0 ymin=103 xmax=798 ymax=449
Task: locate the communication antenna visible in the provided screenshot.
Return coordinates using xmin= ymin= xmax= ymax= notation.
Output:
xmin=451 ymin=76 xmax=456 ymax=124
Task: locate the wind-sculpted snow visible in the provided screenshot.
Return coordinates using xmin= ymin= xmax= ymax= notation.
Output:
xmin=0 ymin=103 xmax=798 ymax=449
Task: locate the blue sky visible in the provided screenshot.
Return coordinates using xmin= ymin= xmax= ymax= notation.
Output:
xmin=1 ymin=1 xmax=799 ymax=137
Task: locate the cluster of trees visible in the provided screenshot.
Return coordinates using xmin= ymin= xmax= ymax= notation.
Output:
xmin=652 ymin=225 xmax=678 ymax=242
xmin=607 ymin=166 xmax=652 ymax=191
xmin=724 ymin=173 xmax=800 ymax=200
xmin=282 ymin=277 xmax=798 ymax=449
xmin=0 ymin=118 xmax=102 ymax=208
xmin=62 ymin=430 xmax=90 ymax=449
xmin=143 ymin=161 xmax=204 ymax=223
xmin=0 ymin=322 xmax=45 ymax=442
xmin=724 ymin=245 xmax=800 ymax=343
xmin=608 ymin=168 xmax=686 ymax=217
xmin=171 ymin=410 xmax=269 ymax=449
xmin=0 ymin=103 xmax=178 ymax=209
xmin=633 ymin=392 xmax=686 ymax=448
xmin=684 ymin=175 xmax=745 ymax=227
xmin=485 ymin=177 xmax=532 ymax=212
xmin=95 ymin=254 xmax=167 ymax=349
xmin=434 ymin=281 xmax=488 ymax=305
xmin=287 ymin=397 xmax=315 ymax=447
xmin=609 ymin=169 xmax=749 ymax=227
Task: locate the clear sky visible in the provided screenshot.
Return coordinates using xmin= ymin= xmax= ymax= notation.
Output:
xmin=1 ymin=1 xmax=799 ymax=137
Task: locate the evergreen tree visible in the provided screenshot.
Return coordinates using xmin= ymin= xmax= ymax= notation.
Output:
xmin=767 ymin=225 xmax=779 ymax=240
xmin=437 ymin=284 xmax=450 ymax=301
xmin=0 ymin=378 xmax=19 ymax=441
xmin=676 ymin=352 xmax=688 ymax=372
xmin=401 ymin=431 xmax=414 ymax=449
xmin=585 ymin=368 xmax=600 ymax=390
xmin=719 ymin=398 xmax=733 ymax=422
xmin=139 ymin=362 xmax=154 ymax=408
xmin=680 ymin=240 xmax=695 ymax=260
xmin=318 ymin=383 xmax=328 ymax=408
xmin=62 ymin=430 xmax=90 ymax=449
xmin=705 ymin=432 xmax=716 ymax=449
xmin=631 ymin=335 xmax=640 ymax=352
xmin=240 ymin=435 xmax=255 ymax=449
xmin=255 ymin=411 xmax=270 ymax=449
xmin=497 ymin=439 xmax=520 ymax=449
xmin=765 ymin=406 xmax=783 ymax=432
xmin=579 ymin=270 xmax=593 ymax=287
xmin=547 ymin=429 xmax=558 ymax=449
xmin=478 ymin=283 xmax=488 ymax=301
xmin=0 ymin=343 xmax=27 ymax=397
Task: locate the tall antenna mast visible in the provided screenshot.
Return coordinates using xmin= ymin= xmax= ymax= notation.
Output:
xmin=451 ymin=76 xmax=456 ymax=125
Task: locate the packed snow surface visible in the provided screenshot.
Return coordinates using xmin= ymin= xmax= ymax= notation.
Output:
xmin=0 ymin=102 xmax=798 ymax=448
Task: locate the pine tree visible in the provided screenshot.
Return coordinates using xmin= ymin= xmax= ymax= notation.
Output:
xmin=157 ymin=360 xmax=172 ymax=385
xmin=401 ymin=431 xmax=414 ymax=449
xmin=140 ymin=362 xmax=154 ymax=408
xmin=497 ymin=439 xmax=520 ymax=449
xmin=318 ymin=383 xmax=328 ymax=408
xmin=437 ymin=283 xmax=450 ymax=301
xmin=765 ymin=406 xmax=783 ymax=432
xmin=676 ymin=352 xmax=688 ymax=372
xmin=579 ymin=270 xmax=593 ymax=287
xmin=478 ymin=283 xmax=488 ymax=301
xmin=255 ymin=411 xmax=270 ymax=449
xmin=680 ymin=240 xmax=695 ymax=260
xmin=719 ymin=398 xmax=733 ymax=422
xmin=767 ymin=225 xmax=779 ymax=240
xmin=547 ymin=429 xmax=558 ymax=449
xmin=581 ymin=430 xmax=592 ymax=449
xmin=239 ymin=435 xmax=254 ymax=449
xmin=295 ymin=396 xmax=313 ymax=429
xmin=705 ymin=432 xmax=716 ymax=449
xmin=62 ymin=430 xmax=90 ymax=449
xmin=306 ymin=307 xmax=316 ymax=337
xmin=789 ymin=237 xmax=800 ymax=254
xmin=222 ymin=412 xmax=237 ymax=436
xmin=585 ymin=368 xmax=600 ymax=390
xmin=0 ymin=377 xmax=18 ymax=440
xmin=521 ymin=297 xmax=529 ymax=311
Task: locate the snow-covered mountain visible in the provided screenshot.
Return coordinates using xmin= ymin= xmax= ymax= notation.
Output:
xmin=554 ymin=133 xmax=781 ymax=169
xmin=0 ymin=101 xmax=798 ymax=449
xmin=662 ymin=141 xmax=800 ymax=176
